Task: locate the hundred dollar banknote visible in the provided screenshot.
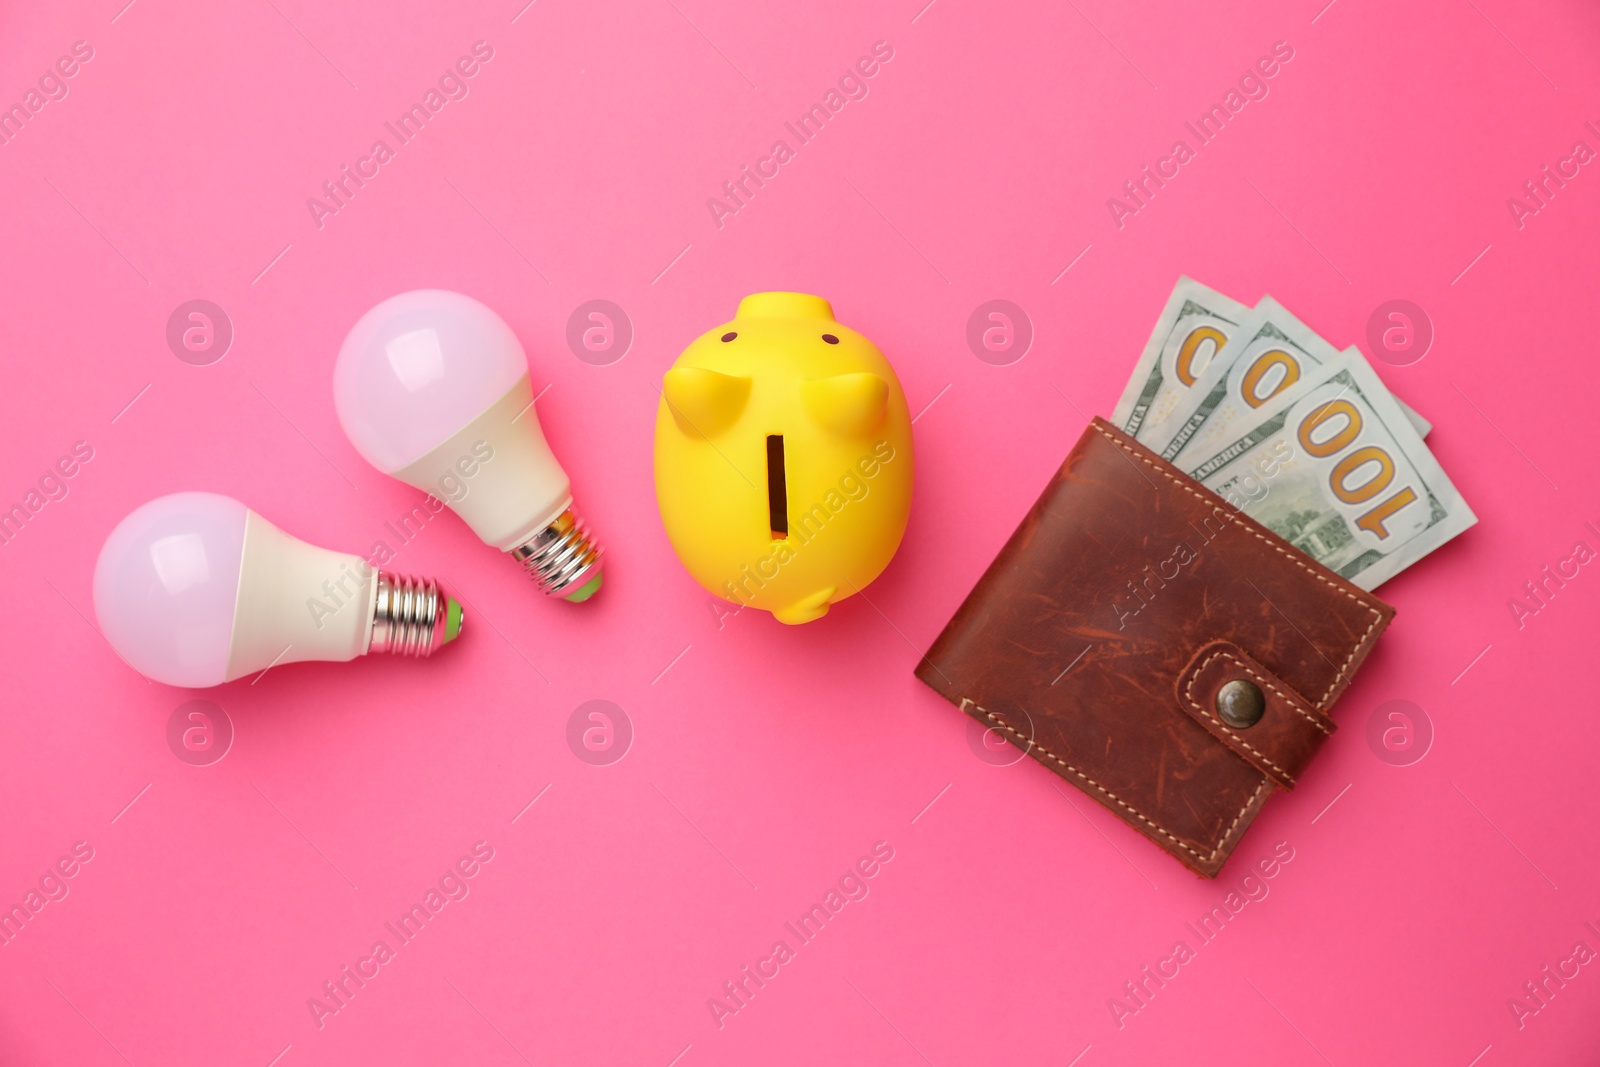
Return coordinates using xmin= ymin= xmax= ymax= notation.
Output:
xmin=1152 ymin=296 xmax=1432 ymax=469
xmin=1109 ymin=277 xmax=1251 ymax=444
xmin=1182 ymin=352 xmax=1475 ymax=591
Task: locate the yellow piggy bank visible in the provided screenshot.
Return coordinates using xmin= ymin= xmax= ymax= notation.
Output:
xmin=654 ymin=292 xmax=914 ymax=624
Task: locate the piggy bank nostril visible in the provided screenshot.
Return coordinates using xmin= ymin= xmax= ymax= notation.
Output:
xmin=822 ymin=334 xmax=839 ymax=344
xmin=721 ymin=332 xmax=738 ymax=342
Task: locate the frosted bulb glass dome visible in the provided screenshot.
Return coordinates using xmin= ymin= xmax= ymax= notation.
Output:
xmin=333 ymin=290 xmax=604 ymax=601
xmin=94 ymin=492 xmax=247 ymax=688
xmin=334 ymin=290 xmax=528 ymax=473
xmin=94 ymin=492 xmax=461 ymax=688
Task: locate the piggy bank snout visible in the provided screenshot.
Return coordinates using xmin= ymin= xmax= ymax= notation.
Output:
xmin=736 ymin=292 xmax=835 ymax=320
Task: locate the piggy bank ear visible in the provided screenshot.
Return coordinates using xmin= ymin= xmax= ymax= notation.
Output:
xmin=662 ymin=367 xmax=751 ymax=437
xmin=802 ymin=372 xmax=887 ymax=436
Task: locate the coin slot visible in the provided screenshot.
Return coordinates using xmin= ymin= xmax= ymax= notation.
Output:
xmin=766 ymin=435 xmax=788 ymax=539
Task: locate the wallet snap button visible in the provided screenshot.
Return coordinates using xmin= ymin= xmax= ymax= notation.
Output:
xmin=1216 ymin=678 xmax=1265 ymax=728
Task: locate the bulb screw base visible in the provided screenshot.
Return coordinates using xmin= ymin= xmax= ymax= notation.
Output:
xmin=511 ymin=508 xmax=603 ymax=600
xmin=369 ymin=573 xmax=463 ymax=657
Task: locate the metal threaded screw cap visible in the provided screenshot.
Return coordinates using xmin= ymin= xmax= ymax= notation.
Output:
xmin=369 ymin=573 xmax=462 ymax=657
xmin=511 ymin=508 xmax=603 ymax=600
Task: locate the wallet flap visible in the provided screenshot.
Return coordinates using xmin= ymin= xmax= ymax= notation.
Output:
xmin=1175 ymin=640 xmax=1334 ymax=789
xmin=916 ymin=418 xmax=1395 ymax=877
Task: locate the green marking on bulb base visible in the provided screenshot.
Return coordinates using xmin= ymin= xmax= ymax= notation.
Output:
xmin=564 ymin=571 xmax=603 ymax=603
xmin=443 ymin=597 xmax=464 ymax=642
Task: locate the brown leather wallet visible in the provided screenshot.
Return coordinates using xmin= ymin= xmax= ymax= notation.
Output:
xmin=915 ymin=418 xmax=1394 ymax=877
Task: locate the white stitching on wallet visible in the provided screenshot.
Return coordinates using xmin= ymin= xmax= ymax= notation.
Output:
xmin=1178 ymin=648 xmax=1332 ymax=787
xmin=1192 ymin=648 xmax=1333 ymax=735
xmin=961 ymin=697 xmax=1272 ymax=865
xmin=1092 ymin=423 xmax=1385 ymax=705
xmin=949 ymin=425 xmax=1379 ymax=867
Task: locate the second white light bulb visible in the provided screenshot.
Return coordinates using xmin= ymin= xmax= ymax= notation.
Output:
xmin=333 ymin=290 xmax=603 ymax=601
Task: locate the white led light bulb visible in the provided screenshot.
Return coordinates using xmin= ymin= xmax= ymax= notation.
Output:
xmin=333 ymin=290 xmax=603 ymax=601
xmin=93 ymin=492 xmax=461 ymax=688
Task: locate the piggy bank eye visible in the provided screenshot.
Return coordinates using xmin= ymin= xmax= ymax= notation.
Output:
xmin=821 ymin=334 xmax=839 ymax=344
xmin=721 ymin=332 xmax=737 ymax=342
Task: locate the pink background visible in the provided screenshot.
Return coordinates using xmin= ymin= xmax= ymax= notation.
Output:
xmin=2 ymin=0 xmax=1598 ymax=1063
